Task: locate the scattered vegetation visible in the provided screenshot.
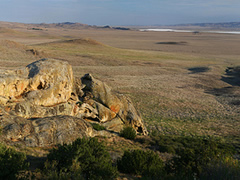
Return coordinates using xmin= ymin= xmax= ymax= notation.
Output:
xmin=0 ymin=135 xmax=239 ymax=179
xmin=151 ymin=134 xmax=235 ymax=155
xmin=45 ymin=137 xmax=118 ymax=179
xmin=1 ymin=22 xmax=240 ymax=179
xmin=0 ymin=143 xmax=29 ymax=179
xmin=150 ymin=134 xmax=237 ymax=179
xmin=120 ymin=126 xmax=137 ymax=140
xmin=38 ymin=160 xmax=84 ymax=180
xmin=91 ymin=123 xmax=106 ymax=131
xmin=117 ymin=149 xmax=165 ymax=178
xmin=31 ymin=28 xmax=43 ymax=31
xmin=199 ymin=157 xmax=240 ymax=179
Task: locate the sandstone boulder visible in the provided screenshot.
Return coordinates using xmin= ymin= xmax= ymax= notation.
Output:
xmin=14 ymin=101 xmax=79 ymax=118
xmin=0 ymin=109 xmax=94 ymax=147
xmin=0 ymin=59 xmax=148 ymax=148
xmin=80 ymin=73 xmax=148 ymax=135
xmin=0 ymin=59 xmax=77 ymax=118
xmin=0 ymin=59 xmax=74 ymax=107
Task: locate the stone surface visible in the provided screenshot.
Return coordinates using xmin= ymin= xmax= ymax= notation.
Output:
xmin=14 ymin=101 xmax=79 ymax=118
xmin=0 ymin=59 xmax=74 ymax=107
xmin=78 ymin=102 xmax=98 ymax=119
xmin=0 ymin=59 xmax=77 ymax=119
xmin=80 ymin=73 xmax=148 ymax=135
xmin=0 ymin=59 xmax=148 ymax=147
xmin=0 ymin=109 xmax=94 ymax=147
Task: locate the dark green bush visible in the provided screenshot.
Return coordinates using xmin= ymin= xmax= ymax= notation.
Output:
xmin=117 ymin=149 xmax=164 ymax=178
xmin=120 ymin=126 xmax=137 ymax=140
xmin=0 ymin=143 xmax=29 ymax=179
xmin=152 ymin=135 xmax=234 ymax=155
xmin=91 ymin=123 xmax=106 ymax=131
xmin=150 ymin=134 xmax=236 ymax=178
xmin=47 ymin=137 xmax=118 ymax=180
xmin=199 ymin=157 xmax=240 ymax=180
xmin=40 ymin=160 xmax=84 ymax=180
xmin=151 ymin=134 xmax=185 ymax=154
xmin=166 ymin=137 xmax=235 ymax=178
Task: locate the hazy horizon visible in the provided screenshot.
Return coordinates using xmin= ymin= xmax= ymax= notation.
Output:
xmin=1 ymin=0 xmax=240 ymax=26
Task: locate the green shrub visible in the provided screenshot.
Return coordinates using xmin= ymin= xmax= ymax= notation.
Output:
xmin=40 ymin=160 xmax=84 ymax=180
xmin=120 ymin=126 xmax=137 ymax=140
xmin=0 ymin=143 xmax=29 ymax=179
xmin=166 ymin=137 xmax=235 ymax=178
xmin=47 ymin=137 xmax=118 ymax=180
xmin=199 ymin=157 xmax=240 ymax=180
xmin=117 ymin=149 xmax=164 ymax=178
xmin=151 ymin=134 xmax=185 ymax=154
xmin=152 ymin=135 xmax=235 ymax=155
xmin=91 ymin=123 xmax=106 ymax=131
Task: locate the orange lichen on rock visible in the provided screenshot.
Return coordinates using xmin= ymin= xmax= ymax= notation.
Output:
xmin=110 ymin=104 xmax=120 ymax=113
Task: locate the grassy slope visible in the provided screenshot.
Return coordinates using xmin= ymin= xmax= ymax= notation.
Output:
xmin=0 ymin=26 xmax=239 ymax=152
xmin=32 ymin=38 xmax=240 ymax=139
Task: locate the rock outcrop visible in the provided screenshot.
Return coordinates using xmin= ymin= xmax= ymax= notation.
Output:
xmin=0 ymin=59 xmax=74 ymax=107
xmin=80 ymin=74 xmax=148 ymax=134
xmin=1 ymin=109 xmax=94 ymax=147
xmin=0 ymin=59 xmax=148 ymax=147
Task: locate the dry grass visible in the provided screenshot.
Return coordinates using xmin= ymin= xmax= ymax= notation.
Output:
xmin=0 ymin=23 xmax=239 ymax=144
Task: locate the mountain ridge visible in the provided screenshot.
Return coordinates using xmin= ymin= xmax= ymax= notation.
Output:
xmin=174 ymin=21 xmax=240 ymax=28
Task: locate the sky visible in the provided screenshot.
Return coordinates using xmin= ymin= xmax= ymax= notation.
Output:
xmin=0 ymin=0 xmax=240 ymax=26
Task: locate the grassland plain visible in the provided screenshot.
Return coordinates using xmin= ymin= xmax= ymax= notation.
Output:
xmin=0 ymin=22 xmax=239 ymax=152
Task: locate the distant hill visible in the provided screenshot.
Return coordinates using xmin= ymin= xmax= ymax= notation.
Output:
xmin=33 ymin=22 xmax=130 ymax=30
xmin=0 ymin=21 xmax=131 ymax=31
xmin=37 ymin=22 xmax=90 ymax=29
xmin=170 ymin=22 xmax=240 ymax=30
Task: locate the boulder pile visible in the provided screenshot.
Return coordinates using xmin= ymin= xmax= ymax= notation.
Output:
xmin=0 ymin=59 xmax=147 ymax=147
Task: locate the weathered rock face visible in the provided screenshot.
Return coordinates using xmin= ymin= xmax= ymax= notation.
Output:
xmin=0 ymin=108 xmax=94 ymax=147
xmin=80 ymin=74 xmax=148 ymax=135
xmin=0 ymin=59 xmax=77 ymax=119
xmin=0 ymin=59 xmax=74 ymax=107
xmin=0 ymin=59 xmax=148 ymax=147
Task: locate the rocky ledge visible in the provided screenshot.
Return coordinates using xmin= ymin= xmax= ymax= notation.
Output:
xmin=0 ymin=59 xmax=147 ymax=147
